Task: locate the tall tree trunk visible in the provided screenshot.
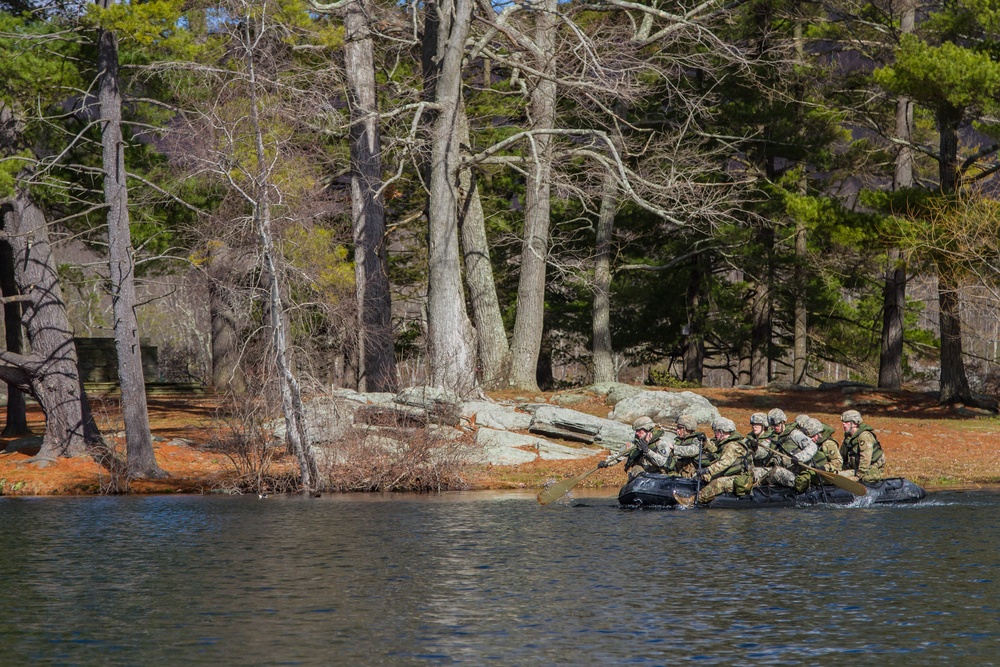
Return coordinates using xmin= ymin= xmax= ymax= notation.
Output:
xmin=345 ymin=0 xmax=397 ymax=393
xmin=244 ymin=20 xmax=319 ymax=491
xmin=879 ymin=4 xmax=913 ymax=391
xmin=750 ymin=226 xmax=774 ymax=385
xmin=938 ymin=269 xmax=971 ymax=404
xmin=792 ymin=22 xmax=807 ymax=385
xmin=0 ymin=241 xmax=29 ymax=436
xmin=509 ymin=0 xmax=558 ymax=391
xmin=207 ymin=244 xmax=246 ymax=394
xmin=683 ymin=253 xmax=706 ymax=384
xmin=934 ymin=109 xmax=971 ymax=404
xmin=792 ymin=216 xmax=807 ymax=384
xmin=1 ymin=193 xmax=100 ymax=462
xmin=423 ymin=0 xmax=479 ymax=394
xmin=458 ymin=102 xmax=510 ymax=389
xmin=592 ymin=172 xmax=617 ymax=384
xmin=96 ymin=21 xmax=165 ymax=479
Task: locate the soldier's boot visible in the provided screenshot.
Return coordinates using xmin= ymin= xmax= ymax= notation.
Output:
xmin=672 ymin=490 xmax=695 ymax=508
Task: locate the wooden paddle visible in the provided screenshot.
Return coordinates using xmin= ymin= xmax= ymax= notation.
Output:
xmin=760 ymin=445 xmax=868 ymax=496
xmin=537 ymin=466 xmax=601 ymax=505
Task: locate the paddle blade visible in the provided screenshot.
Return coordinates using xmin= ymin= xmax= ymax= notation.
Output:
xmin=811 ymin=466 xmax=868 ymax=496
xmin=537 ymin=468 xmax=597 ymax=505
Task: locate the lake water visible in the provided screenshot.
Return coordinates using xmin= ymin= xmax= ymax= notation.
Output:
xmin=0 ymin=489 xmax=997 ymax=666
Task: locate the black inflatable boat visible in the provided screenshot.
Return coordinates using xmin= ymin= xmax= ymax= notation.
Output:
xmin=618 ymin=472 xmax=928 ymax=508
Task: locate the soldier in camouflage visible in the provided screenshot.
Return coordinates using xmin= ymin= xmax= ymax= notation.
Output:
xmin=668 ymin=414 xmax=712 ymax=477
xmin=676 ymin=417 xmax=754 ymax=506
xmin=599 ymin=416 xmax=671 ymax=478
xmin=802 ymin=417 xmax=843 ymax=473
xmin=840 ymin=410 xmax=886 ymax=483
xmin=760 ymin=408 xmax=816 ymax=491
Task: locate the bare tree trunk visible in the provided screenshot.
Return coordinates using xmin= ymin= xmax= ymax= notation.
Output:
xmin=97 ymin=21 xmax=165 ymax=479
xmin=792 ymin=216 xmax=807 ymax=384
xmin=458 ymin=102 xmax=510 ymax=389
xmin=423 ymin=0 xmax=479 ymax=394
xmin=750 ymin=227 xmax=773 ymax=385
xmin=938 ymin=269 xmax=971 ymax=404
xmin=244 ymin=20 xmax=319 ymax=491
xmin=0 ymin=241 xmax=29 ymax=436
xmin=683 ymin=253 xmax=706 ymax=384
xmin=791 ymin=21 xmax=807 ymax=385
xmin=345 ymin=0 xmax=397 ymax=393
xmin=879 ymin=12 xmax=913 ymax=391
xmin=509 ymin=0 xmax=558 ymax=391
xmin=592 ymin=172 xmax=616 ymax=384
xmin=1 ymin=193 xmax=100 ymax=462
xmin=934 ymin=109 xmax=970 ymax=403
xmin=207 ymin=244 xmax=246 ymax=394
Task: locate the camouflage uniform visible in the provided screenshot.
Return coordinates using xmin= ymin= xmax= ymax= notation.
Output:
xmin=669 ymin=432 xmax=712 ymax=477
xmin=696 ymin=426 xmax=754 ymax=504
xmin=603 ymin=420 xmax=672 ymax=478
xmin=840 ymin=411 xmax=885 ymax=483
xmin=812 ymin=425 xmax=843 ymax=473
xmin=765 ymin=429 xmax=817 ymax=492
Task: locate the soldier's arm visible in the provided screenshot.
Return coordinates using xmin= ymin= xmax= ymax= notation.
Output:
xmin=603 ymin=446 xmax=633 ymax=467
xmin=644 ymin=445 xmax=670 ymax=469
xmin=672 ymin=440 xmax=702 ymax=458
xmin=826 ymin=441 xmax=844 ymax=472
xmin=855 ymin=432 xmax=876 ymax=476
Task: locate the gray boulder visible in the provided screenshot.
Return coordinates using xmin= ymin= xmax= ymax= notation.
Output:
xmin=474 ymin=428 xmax=598 ymax=464
xmin=460 ymin=400 xmax=533 ymax=431
xmin=609 ymin=391 xmax=720 ymax=428
xmin=529 ymin=405 xmax=635 ymax=449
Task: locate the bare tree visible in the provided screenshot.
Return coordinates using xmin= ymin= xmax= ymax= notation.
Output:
xmin=342 ymin=0 xmax=398 ymax=393
xmin=95 ymin=3 xmax=165 ymax=478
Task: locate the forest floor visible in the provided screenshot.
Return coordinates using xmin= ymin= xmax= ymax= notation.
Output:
xmin=0 ymin=386 xmax=998 ymax=495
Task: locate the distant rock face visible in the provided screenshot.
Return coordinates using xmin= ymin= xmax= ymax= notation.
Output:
xmin=609 ymin=391 xmax=720 ymax=428
xmin=473 ymin=428 xmax=599 ymax=464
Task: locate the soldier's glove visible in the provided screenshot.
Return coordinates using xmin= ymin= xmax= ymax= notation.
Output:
xmin=635 ymin=439 xmax=649 ymax=454
xmin=695 ymin=466 xmax=709 ymax=477
xmin=597 ymin=460 xmax=609 ymax=469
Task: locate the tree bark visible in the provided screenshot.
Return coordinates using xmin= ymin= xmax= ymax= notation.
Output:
xmin=938 ymin=269 xmax=971 ymax=404
xmin=423 ymin=0 xmax=479 ymax=394
xmin=592 ymin=171 xmax=617 ymax=384
xmin=683 ymin=253 xmax=706 ymax=384
xmin=207 ymin=243 xmax=246 ymax=394
xmin=345 ymin=0 xmax=398 ymax=393
xmin=879 ymin=1 xmax=913 ymax=391
xmin=509 ymin=0 xmax=558 ymax=391
xmin=97 ymin=22 xmax=165 ymax=479
xmin=934 ymin=109 xmax=971 ymax=403
xmin=1 ymin=193 xmax=100 ymax=462
xmin=243 ymin=20 xmax=320 ymax=491
xmin=0 ymin=241 xmax=29 ymax=436
xmin=750 ymin=226 xmax=774 ymax=385
xmin=457 ymin=101 xmax=510 ymax=389
xmin=792 ymin=22 xmax=807 ymax=385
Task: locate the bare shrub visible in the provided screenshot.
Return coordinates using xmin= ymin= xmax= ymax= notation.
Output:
xmin=205 ymin=393 xmax=299 ymax=495
xmin=320 ymin=421 xmax=474 ymax=493
xmin=88 ymin=436 xmax=132 ymax=495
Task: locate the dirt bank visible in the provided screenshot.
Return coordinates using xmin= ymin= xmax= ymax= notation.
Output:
xmin=0 ymin=387 xmax=996 ymax=495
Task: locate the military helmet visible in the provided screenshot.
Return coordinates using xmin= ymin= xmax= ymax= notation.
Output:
xmin=767 ymin=408 xmax=787 ymax=426
xmin=632 ymin=416 xmax=655 ymax=432
xmin=749 ymin=412 xmax=768 ymax=426
xmin=711 ymin=417 xmax=737 ymax=433
xmin=841 ymin=409 xmax=863 ymax=424
xmin=675 ymin=414 xmax=698 ymax=431
xmin=802 ymin=418 xmax=824 ymax=437
xmin=795 ymin=414 xmax=810 ymax=426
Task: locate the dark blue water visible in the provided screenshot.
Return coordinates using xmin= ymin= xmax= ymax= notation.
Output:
xmin=0 ymin=490 xmax=996 ymax=666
